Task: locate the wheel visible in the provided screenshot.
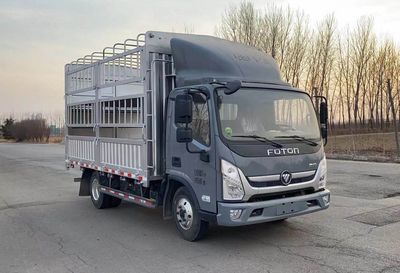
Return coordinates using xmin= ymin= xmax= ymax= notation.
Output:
xmin=90 ymin=172 xmax=121 ymax=209
xmin=110 ymin=197 xmax=122 ymax=208
xmin=173 ymin=187 xmax=208 ymax=241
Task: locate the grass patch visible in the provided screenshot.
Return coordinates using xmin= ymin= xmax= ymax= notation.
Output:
xmin=326 ymin=132 xmax=399 ymax=159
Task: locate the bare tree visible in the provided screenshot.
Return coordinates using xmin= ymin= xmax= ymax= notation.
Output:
xmin=282 ymin=10 xmax=310 ymax=87
xmin=216 ymin=2 xmax=400 ymax=140
xmin=387 ymin=79 xmax=400 ymax=157
xmin=216 ymin=2 xmax=262 ymax=47
xmin=184 ymin=24 xmax=195 ymax=34
xmin=350 ymin=17 xmax=375 ymax=128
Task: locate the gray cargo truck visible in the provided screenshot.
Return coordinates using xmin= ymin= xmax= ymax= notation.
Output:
xmin=65 ymin=31 xmax=330 ymax=241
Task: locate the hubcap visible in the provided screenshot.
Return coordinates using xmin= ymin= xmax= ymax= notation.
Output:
xmin=91 ymin=178 xmax=100 ymax=201
xmin=176 ymin=198 xmax=193 ymax=230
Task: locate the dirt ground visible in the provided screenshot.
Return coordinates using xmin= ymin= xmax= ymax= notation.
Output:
xmin=48 ymin=136 xmax=64 ymax=143
xmin=0 ymin=136 xmax=63 ymax=144
xmin=1 ymin=143 xmax=400 ymax=273
xmin=326 ymin=132 xmax=399 ymax=159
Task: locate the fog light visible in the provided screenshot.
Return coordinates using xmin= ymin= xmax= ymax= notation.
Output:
xmin=322 ymin=195 xmax=330 ymax=205
xmin=230 ymin=209 xmax=243 ymax=220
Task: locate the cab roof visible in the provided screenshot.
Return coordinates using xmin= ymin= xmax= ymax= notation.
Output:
xmin=144 ymin=31 xmax=286 ymax=87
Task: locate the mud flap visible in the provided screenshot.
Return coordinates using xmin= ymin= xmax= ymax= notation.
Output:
xmin=79 ymin=168 xmax=92 ymax=196
xmin=162 ymin=180 xmax=173 ymax=220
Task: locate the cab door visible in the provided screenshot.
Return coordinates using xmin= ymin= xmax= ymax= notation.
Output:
xmin=166 ymin=89 xmax=217 ymax=213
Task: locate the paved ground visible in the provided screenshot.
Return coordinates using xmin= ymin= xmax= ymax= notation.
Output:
xmin=0 ymin=143 xmax=399 ymax=273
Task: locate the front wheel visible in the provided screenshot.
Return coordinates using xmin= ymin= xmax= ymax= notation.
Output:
xmin=173 ymin=187 xmax=208 ymax=241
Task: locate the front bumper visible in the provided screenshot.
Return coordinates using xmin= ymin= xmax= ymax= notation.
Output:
xmin=216 ymin=189 xmax=330 ymax=226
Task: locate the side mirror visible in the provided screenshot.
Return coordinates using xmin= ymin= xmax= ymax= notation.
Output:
xmin=319 ymin=100 xmax=328 ymax=144
xmin=175 ymin=94 xmax=193 ymax=124
xmin=176 ymin=127 xmax=193 ymax=143
xmin=312 ymin=95 xmax=328 ymax=145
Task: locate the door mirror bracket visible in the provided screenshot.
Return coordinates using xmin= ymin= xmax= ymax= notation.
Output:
xmin=200 ymin=150 xmax=210 ymax=162
xmin=313 ymin=95 xmax=329 ymax=145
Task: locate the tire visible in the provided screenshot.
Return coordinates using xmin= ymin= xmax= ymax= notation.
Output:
xmin=173 ymin=187 xmax=208 ymax=241
xmin=90 ymin=172 xmax=121 ymax=209
xmin=110 ymin=197 xmax=122 ymax=208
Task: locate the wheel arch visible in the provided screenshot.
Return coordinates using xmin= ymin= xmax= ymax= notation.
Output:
xmin=162 ymin=174 xmax=199 ymax=220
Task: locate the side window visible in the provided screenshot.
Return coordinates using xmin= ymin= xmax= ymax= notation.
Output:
xmin=189 ymin=93 xmax=210 ymax=146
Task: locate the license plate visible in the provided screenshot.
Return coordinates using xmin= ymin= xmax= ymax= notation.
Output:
xmin=276 ymin=202 xmax=299 ymax=216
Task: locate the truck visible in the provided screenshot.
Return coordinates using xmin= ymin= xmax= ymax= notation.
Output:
xmin=65 ymin=31 xmax=330 ymax=241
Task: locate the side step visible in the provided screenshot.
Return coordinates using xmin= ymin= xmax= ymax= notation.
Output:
xmin=99 ymin=186 xmax=157 ymax=209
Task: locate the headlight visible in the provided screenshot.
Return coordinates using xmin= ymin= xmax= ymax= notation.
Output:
xmin=318 ymin=157 xmax=327 ymax=189
xmin=221 ymin=159 xmax=245 ymax=200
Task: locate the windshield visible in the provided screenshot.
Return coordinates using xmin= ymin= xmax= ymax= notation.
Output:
xmin=216 ymin=88 xmax=321 ymax=143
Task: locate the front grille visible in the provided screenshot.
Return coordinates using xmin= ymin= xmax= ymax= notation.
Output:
xmin=248 ymin=173 xmax=316 ymax=188
xmin=248 ymin=188 xmax=316 ymax=202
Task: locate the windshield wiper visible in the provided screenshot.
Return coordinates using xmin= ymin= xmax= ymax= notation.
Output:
xmin=274 ymin=135 xmax=319 ymax=146
xmin=230 ymin=134 xmax=283 ymax=148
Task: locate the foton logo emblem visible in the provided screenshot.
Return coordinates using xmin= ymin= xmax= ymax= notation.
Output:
xmin=280 ymin=170 xmax=292 ymax=186
xmin=267 ymin=148 xmax=300 ymax=156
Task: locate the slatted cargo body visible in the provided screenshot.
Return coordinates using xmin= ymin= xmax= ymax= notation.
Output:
xmin=65 ymin=32 xmax=175 ymax=186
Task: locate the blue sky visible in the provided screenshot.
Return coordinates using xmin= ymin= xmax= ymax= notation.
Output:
xmin=1 ymin=0 xmax=399 ymax=114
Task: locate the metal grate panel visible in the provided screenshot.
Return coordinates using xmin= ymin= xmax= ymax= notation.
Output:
xmin=66 ymin=136 xmax=96 ymax=162
xmin=100 ymin=138 xmax=143 ymax=171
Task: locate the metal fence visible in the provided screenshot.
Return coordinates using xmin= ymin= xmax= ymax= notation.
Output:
xmin=65 ymin=33 xmax=176 ymax=183
xmin=66 ymin=136 xmax=96 ymax=162
xmin=99 ymin=138 xmax=144 ymax=171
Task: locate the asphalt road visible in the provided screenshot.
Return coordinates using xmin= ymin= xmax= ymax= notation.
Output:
xmin=0 ymin=143 xmax=399 ymax=273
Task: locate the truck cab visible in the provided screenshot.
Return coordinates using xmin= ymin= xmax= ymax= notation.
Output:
xmin=65 ymin=31 xmax=330 ymax=241
xmin=165 ymin=82 xmax=329 ymax=238
xmin=162 ymin=36 xmax=329 ymax=238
